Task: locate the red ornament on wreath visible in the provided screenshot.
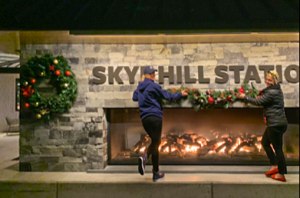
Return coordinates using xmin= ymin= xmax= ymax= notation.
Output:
xmin=30 ymin=79 xmax=36 ymax=84
xmin=55 ymin=70 xmax=61 ymax=76
xmin=25 ymin=103 xmax=30 ymax=108
xmin=65 ymin=71 xmax=71 ymax=76
xmin=227 ymin=95 xmax=232 ymax=101
xmin=21 ymin=86 xmax=33 ymax=98
xmin=208 ymin=97 xmax=214 ymax=104
xmin=49 ymin=65 xmax=55 ymax=71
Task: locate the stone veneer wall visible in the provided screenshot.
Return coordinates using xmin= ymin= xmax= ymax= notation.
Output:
xmin=20 ymin=42 xmax=299 ymax=171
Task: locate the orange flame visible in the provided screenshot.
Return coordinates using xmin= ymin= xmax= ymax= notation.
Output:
xmin=219 ymin=146 xmax=226 ymax=153
xmin=216 ymin=141 xmax=225 ymax=147
xmin=185 ymin=145 xmax=200 ymax=152
xmin=255 ymin=143 xmax=262 ymax=152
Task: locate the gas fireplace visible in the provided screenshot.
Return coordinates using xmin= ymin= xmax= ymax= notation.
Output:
xmin=108 ymin=108 xmax=299 ymax=165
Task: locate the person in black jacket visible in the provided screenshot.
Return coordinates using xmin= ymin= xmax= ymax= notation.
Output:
xmin=132 ymin=66 xmax=188 ymax=181
xmin=236 ymin=71 xmax=288 ymax=182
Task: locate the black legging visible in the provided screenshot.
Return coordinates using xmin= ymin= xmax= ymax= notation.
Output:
xmin=142 ymin=116 xmax=162 ymax=172
xmin=262 ymin=125 xmax=287 ymax=174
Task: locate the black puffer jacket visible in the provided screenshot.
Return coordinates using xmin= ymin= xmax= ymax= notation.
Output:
xmin=244 ymin=84 xmax=288 ymax=127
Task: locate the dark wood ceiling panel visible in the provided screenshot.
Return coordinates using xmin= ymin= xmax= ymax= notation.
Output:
xmin=133 ymin=0 xmax=163 ymax=24
xmin=73 ymin=0 xmax=115 ymax=28
xmin=262 ymin=0 xmax=299 ymax=20
xmin=14 ymin=0 xmax=62 ymax=27
xmin=103 ymin=0 xmax=140 ymax=24
xmin=162 ymin=0 xmax=190 ymax=23
xmin=40 ymin=0 xmax=91 ymax=29
xmin=189 ymin=0 xmax=217 ymax=22
xmin=238 ymin=0 xmax=273 ymax=21
xmin=213 ymin=0 xmax=244 ymax=21
xmin=0 ymin=0 xmax=298 ymax=31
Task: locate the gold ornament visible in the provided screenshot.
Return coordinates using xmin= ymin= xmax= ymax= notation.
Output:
xmin=63 ymin=83 xmax=68 ymax=88
xmin=36 ymin=114 xmax=42 ymax=119
xmin=34 ymin=102 xmax=39 ymax=107
xmin=200 ymin=99 xmax=204 ymax=103
xmin=53 ymin=59 xmax=58 ymax=65
xmin=23 ymin=81 xmax=28 ymax=86
xmin=40 ymin=109 xmax=50 ymax=115
xmin=40 ymin=72 xmax=44 ymax=76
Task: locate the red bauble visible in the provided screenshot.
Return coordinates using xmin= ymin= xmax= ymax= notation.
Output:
xmin=239 ymin=88 xmax=245 ymax=94
xmin=208 ymin=97 xmax=214 ymax=104
xmin=49 ymin=65 xmax=55 ymax=71
xmin=55 ymin=70 xmax=61 ymax=76
xmin=171 ymin=88 xmax=176 ymax=92
xmin=25 ymin=103 xmax=30 ymax=108
xmin=227 ymin=95 xmax=232 ymax=101
xmin=30 ymin=79 xmax=36 ymax=84
xmin=65 ymin=71 xmax=71 ymax=76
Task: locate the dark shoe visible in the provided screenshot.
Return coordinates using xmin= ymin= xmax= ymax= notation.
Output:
xmin=153 ymin=171 xmax=165 ymax=182
xmin=138 ymin=154 xmax=147 ymax=175
xmin=265 ymin=168 xmax=279 ymax=177
xmin=271 ymin=174 xmax=286 ymax=182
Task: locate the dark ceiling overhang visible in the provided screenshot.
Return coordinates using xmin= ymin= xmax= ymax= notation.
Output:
xmin=0 ymin=0 xmax=299 ymax=33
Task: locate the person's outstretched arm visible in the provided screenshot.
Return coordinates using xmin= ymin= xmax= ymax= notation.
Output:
xmin=153 ymin=85 xmax=185 ymax=101
xmin=244 ymin=92 xmax=273 ymax=106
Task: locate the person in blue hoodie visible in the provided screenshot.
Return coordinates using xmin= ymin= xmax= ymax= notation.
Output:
xmin=132 ymin=66 xmax=188 ymax=181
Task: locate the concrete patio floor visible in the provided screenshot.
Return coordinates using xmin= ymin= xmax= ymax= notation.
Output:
xmin=0 ymin=133 xmax=299 ymax=198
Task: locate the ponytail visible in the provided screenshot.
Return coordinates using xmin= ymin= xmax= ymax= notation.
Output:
xmin=139 ymin=75 xmax=145 ymax=82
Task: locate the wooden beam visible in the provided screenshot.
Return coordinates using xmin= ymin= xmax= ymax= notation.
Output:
xmin=20 ymin=31 xmax=299 ymax=44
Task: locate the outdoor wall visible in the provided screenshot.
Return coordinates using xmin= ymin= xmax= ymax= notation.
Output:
xmin=0 ymin=74 xmax=19 ymax=132
xmin=20 ymin=42 xmax=299 ymax=171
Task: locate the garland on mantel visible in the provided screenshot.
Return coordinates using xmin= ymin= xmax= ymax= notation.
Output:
xmin=20 ymin=54 xmax=78 ymax=120
xmin=163 ymin=81 xmax=261 ymax=111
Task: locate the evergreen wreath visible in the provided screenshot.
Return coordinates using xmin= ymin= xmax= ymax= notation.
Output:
xmin=20 ymin=54 xmax=78 ymax=120
xmin=163 ymin=81 xmax=260 ymax=111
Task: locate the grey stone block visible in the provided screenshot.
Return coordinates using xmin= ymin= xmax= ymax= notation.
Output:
xmin=59 ymin=117 xmax=71 ymax=122
xmin=94 ymin=45 xmax=100 ymax=52
xmin=86 ymin=108 xmax=98 ymax=112
xmin=40 ymin=156 xmax=60 ymax=163
xmin=98 ymin=58 xmax=110 ymax=64
xmin=62 ymin=148 xmax=78 ymax=157
xmin=89 ymin=85 xmax=105 ymax=92
xmin=212 ymin=183 xmax=299 ymax=198
xmin=49 ymin=129 xmax=63 ymax=139
xmin=120 ymin=85 xmax=136 ymax=92
xmin=171 ymin=46 xmax=182 ymax=54
xmin=135 ymin=45 xmax=151 ymax=51
xmin=67 ymin=58 xmax=79 ymax=64
xmin=87 ymin=155 xmax=103 ymax=162
xmin=57 ymin=183 xmax=211 ymax=198
xmin=85 ymin=58 xmax=98 ymax=64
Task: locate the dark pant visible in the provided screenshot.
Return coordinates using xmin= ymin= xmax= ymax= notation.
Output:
xmin=262 ymin=125 xmax=287 ymax=174
xmin=142 ymin=116 xmax=162 ymax=172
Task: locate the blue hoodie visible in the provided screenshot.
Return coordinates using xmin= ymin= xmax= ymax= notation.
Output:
xmin=132 ymin=78 xmax=182 ymax=120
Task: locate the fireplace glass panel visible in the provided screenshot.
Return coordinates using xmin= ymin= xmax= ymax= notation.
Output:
xmin=108 ymin=108 xmax=299 ymax=165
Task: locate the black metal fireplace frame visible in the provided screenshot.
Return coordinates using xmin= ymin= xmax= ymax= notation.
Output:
xmin=106 ymin=108 xmax=299 ymax=166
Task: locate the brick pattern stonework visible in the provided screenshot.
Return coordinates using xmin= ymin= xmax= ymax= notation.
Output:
xmin=20 ymin=43 xmax=299 ymax=171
